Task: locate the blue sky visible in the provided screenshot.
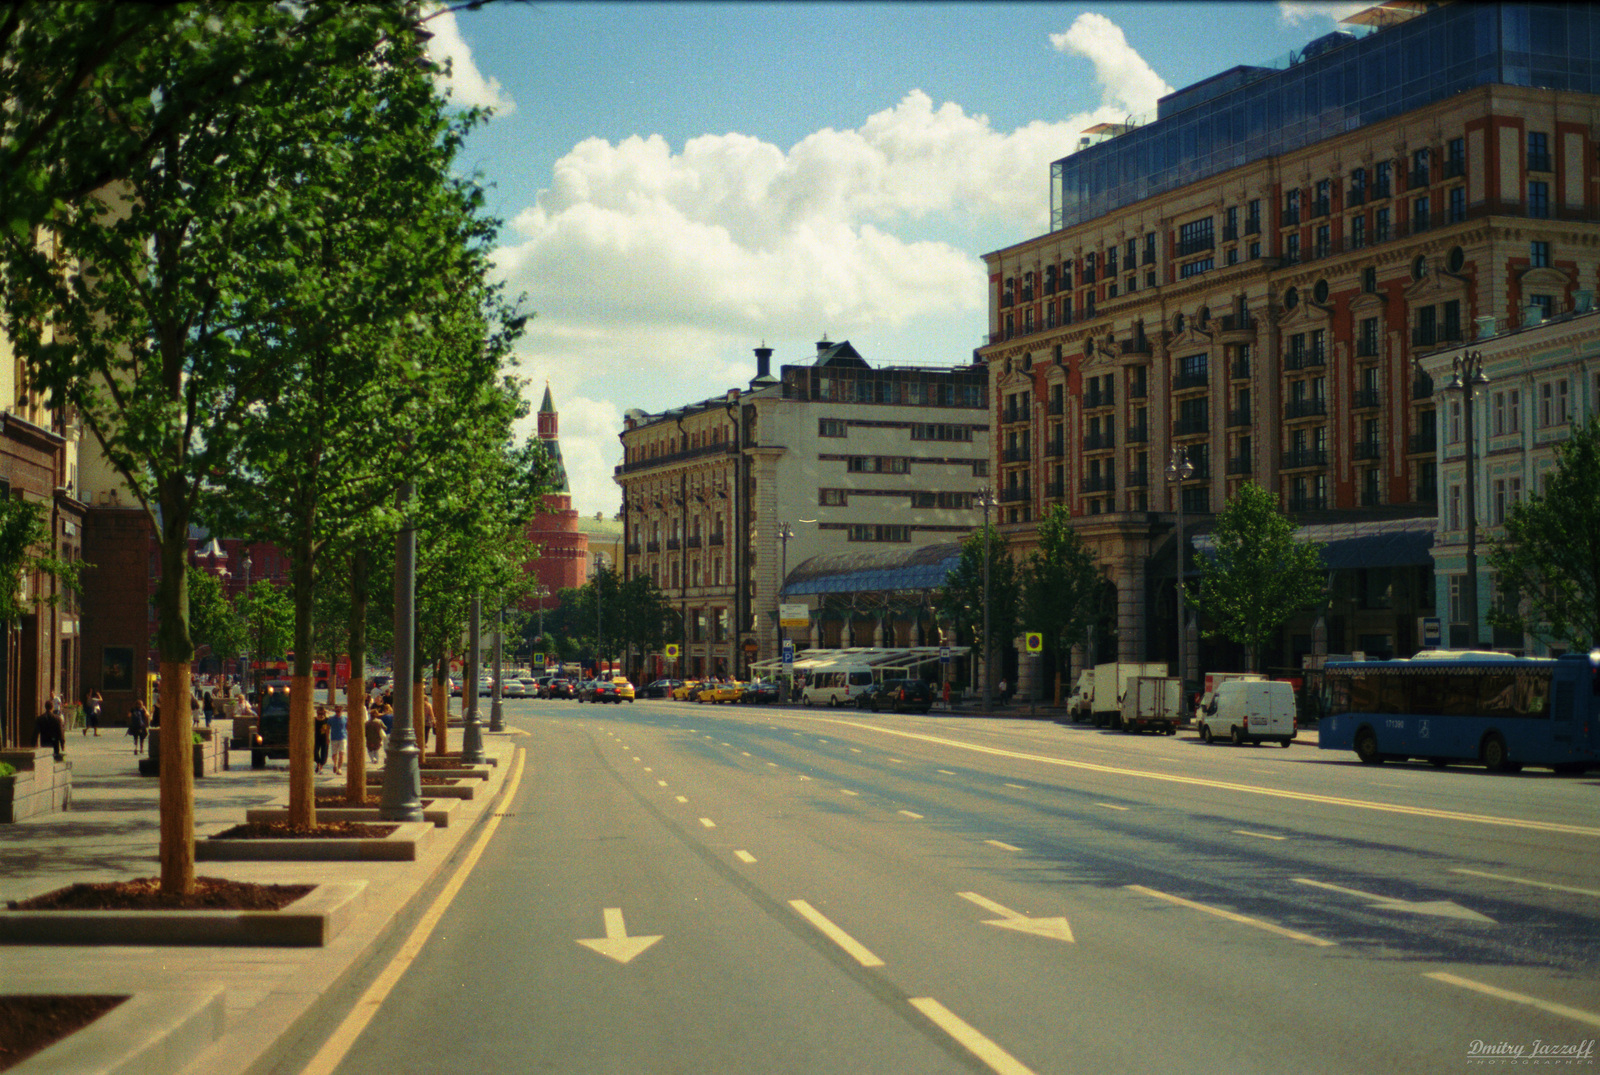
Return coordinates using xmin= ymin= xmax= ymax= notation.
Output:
xmin=425 ymin=1 xmax=1364 ymax=518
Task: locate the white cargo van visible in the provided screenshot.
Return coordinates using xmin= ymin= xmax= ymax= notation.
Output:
xmin=1192 ymin=672 xmax=1267 ymax=724
xmin=1198 ymin=679 xmax=1296 ymax=746
xmin=801 ymin=667 xmax=875 ymax=707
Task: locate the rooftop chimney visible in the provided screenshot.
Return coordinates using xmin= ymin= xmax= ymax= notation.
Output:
xmin=750 ymin=344 xmax=778 ymax=389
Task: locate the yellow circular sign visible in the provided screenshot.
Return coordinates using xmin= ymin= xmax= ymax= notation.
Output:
xmin=1024 ymin=632 xmax=1043 ymax=653
xmin=665 ymin=644 xmax=680 ymax=659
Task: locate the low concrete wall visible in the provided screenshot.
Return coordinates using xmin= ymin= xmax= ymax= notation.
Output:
xmin=139 ymin=729 xmax=231 ymax=778
xmin=0 ymin=749 xmax=73 ymax=823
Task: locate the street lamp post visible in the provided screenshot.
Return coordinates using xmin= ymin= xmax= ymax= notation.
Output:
xmin=489 ymin=603 xmax=505 ymax=733
xmin=1167 ymin=447 xmax=1195 ymax=683
xmin=777 ymin=522 xmax=794 ymax=702
xmin=379 ymin=471 xmax=423 ymax=822
xmin=594 ymin=553 xmax=607 ymax=679
xmin=460 ymin=596 xmax=486 ymax=764
xmin=1445 ymin=350 xmax=1490 ymax=647
xmin=976 ymin=487 xmax=996 ymax=712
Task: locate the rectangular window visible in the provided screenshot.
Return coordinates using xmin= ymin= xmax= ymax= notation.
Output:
xmin=1529 ymin=181 xmax=1549 ymax=219
xmin=1448 ymin=186 xmax=1465 ymax=223
xmin=1411 ymin=147 xmax=1430 ymax=187
xmin=1448 ymin=484 xmax=1462 ymax=531
xmin=1359 ymin=317 xmax=1379 ymax=357
xmin=1178 ymin=257 xmax=1213 ymax=279
xmin=1105 ymin=246 xmax=1118 ymax=276
xmin=1374 ymin=160 xmax=1391 ymax=199
xmin=1246 ymin=199 xmax=1261 ymax=233
xmin=1143 ymin=232 xmax=1156 ymax=265
xmin=1178 ymin=216 xmax=1214 ymax=255
xmin=1126 ymin=237 xmax=1137 ymax=266
xmin=1350 ymin=214 xmax=1366 ymax=249
xmin=1283 ymin=189 xmax=1301 ymax=226
xmin=1284 ymin=234 xmax=1300 ymax=263
xmin=847 ymin=524 xmax=911 ymax=543
xmin=1528 ymin=131 xmax=1551 ymax=172
xmin=1447 ymin=398 xmax=1462 ymax=443
xmin=1349 ymin=167 xmax=1366 ymax=203
xmin=1083 ymin=251 xmax=1096 ymax=283
xmin=1412 ymin=195 xmax=1430 ymax=232
xmin=1375 ymin=207 xmax=1391 ymax=242
xmin=819 ymin=488 xmax=847 ymax=506
xmin=1446 ymin=137 xmax=1465 ymax=177
xmin=1530 ymin=240 xmax=1551 ymax=268
xmin=818 ymin=418 xmax=847 ymax=437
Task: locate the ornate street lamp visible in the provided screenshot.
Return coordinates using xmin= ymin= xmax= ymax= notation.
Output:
xmin=594 ymin=552 xmax=607 ymax=679
xmin=1166 ymin=447 xmax=1195 ymax=684
xmin=975 ymin=486 xmax=997 ymax=711
xmin=1444 ymin=350 xmax=1490 ymax=647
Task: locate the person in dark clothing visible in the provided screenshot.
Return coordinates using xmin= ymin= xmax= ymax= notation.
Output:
xmin=35 ymin=702 xmax=65 ymax=761
xmin=127 ymin=701 xmax=149 ymax=755
xmin=314 ymin=706 xmax=331 ymax=773
xmin=201 ymin=691 xmax=215 ymax=728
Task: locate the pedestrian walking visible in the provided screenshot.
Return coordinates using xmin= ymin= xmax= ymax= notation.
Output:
xmin=314 ymin=706 xmax=331 ymax=773
xmin=328 ymin=707 xmax=347 ymax=775
xmin=126 ymin=700 xmax=149 ymax=755
xmin=84 ymin=690 xmax=103 ymax=736
xmin=35 ymin=701 xmax=65 ymax=762
xmin=942 ymin=680 xmax=951 ymax=709
xmin=201 ymin=691 xmax=215 ymax=728
xmin=365 ymin=710 xmax=386 ymax=765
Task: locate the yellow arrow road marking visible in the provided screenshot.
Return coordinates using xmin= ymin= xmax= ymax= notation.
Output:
xmin=1128 ymin=884 xmax=1335 ymax=946
xmin=958 ymin=891 xmax=1075 ymax=943
xmin=576 ymin=907 xmax=662 ymax=965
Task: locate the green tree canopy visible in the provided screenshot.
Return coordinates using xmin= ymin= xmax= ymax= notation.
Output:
xmin=1488 ymin=417 xmax=1600 ymax=651
xmin=1189 ymin=483 xmax=1325 ymax=671
xmin=938 ymin=526 xmax=1021 ymax=690
xmin=186 ymin=566 xmax=245 ymax=667
xmin=1022 ymin=505 xmax=1105 ymax=702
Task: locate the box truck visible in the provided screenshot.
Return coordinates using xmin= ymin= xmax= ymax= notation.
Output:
xmin=1088 ymin=662 xmax=1170 ymax=728
xmin=1120 ymin=675 xmax=1184 ymax=735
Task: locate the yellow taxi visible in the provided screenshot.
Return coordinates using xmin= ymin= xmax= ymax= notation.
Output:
xmin=696 ymin=681 xmax=745 ymax=704
xmin=612 ymin=677 xmax=635 ymax=702
xmin=670 ymin=680 xmax=703 ymax=701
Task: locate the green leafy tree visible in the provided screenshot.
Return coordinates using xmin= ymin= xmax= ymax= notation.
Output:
xmin=1189 ymin=483 xmax=1325 ymax=671
xmin=1022 ymin=505 xmax=1105 ymax=704
xmin=186 ymin=566 xmax=245 ymax=670
xmin=1488 ymin=417 xmax=1600 ymax=651
xmin=938 ymin=527 xmax=1021 ymax=693
xmin=0 ymin=496 xmax=83 ymax=624
xmin=236 ymin=581 xmax=294 ymax=683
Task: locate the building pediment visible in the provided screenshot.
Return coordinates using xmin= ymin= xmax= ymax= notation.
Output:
xmin=1402 ymin=261 xmax=1469 ymax=302
xmin=1278 ymin=299 xmax=1332 ymax=331
xmin=1349 ymin=290 xmax=1387 ymax=315
xmin=1517 ymin=265 xmax=1572 ymax=291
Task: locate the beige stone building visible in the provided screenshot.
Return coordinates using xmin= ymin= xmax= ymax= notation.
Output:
xmin=615 ymin=341 xmax=989 ymax=681
xmin=978 ymin=2 xmax=1600 ymax=682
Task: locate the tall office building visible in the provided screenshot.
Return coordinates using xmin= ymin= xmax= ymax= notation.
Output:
xmin=978 ymin=2 xmax=1600 ymax=675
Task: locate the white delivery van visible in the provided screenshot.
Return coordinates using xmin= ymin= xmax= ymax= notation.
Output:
xmin=1198 ymin=679 xmax=1297 ymax=747
xmin=800 ymin=666 xmax=875 ymax=707
xmin=1192 ymin=672 xmax=1267 ymax=724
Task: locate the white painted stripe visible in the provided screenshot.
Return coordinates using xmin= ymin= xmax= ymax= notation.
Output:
xmin=798 ymin=775 xmax=812 ymax=781
xmin=657 ymin=780 xmax=668 ymax=787
xmin=850 ymin=747 xmax=862 ymax=753
xmin=1450 ymin=868 xmax=1600 ymax=898
xmin=643 ymin=767 xmax=652 ymax=772
xmin=898 ymin=810 xmax=924 ymax=819
xmin=937 ymin=769 xmax=957 ymax=775
xmin=767 ymin=762 xmax=779 ymax=767
xmin=1095 ymin=802 xmax=1129 ymax=811
xmin=675 ymin=795 xmax=688 ymax=803
xmin=1426 ymin=972 xmax=1600 ymax=1029
xmin=1126 ymin=884 xmax=1335 ymax=946
xmin=986 ymin=839 xmax=1021 ymax=852
xmin=699 ymin=817 xmax=716 ymax=828
xmin=742 ymin=751 xmax=752 ymax=756
xmin=1234 ymin=829 xmax=1287 ymax=840
xmin=840 ymin=789 xmax=859 ymax=796
xmin=1005 ymin=783 xmax=1028 ymax=790
xmin=734 ymin=849 xmax=757 ymax=864
xmin=908 ymin=997 xmax=1036 ymax=1075
xmin=789 ymin=899 xmax=884 ymax=967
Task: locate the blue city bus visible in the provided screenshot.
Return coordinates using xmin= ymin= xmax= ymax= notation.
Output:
xmin=1317 ymin=651 xmax=1600 ymax=773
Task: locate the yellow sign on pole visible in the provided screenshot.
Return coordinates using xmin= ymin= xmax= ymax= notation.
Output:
xmin=1024 ymin=632 xmax=1043 ymax=654
xmin=665 ymin=644 xmax=680 ymax=659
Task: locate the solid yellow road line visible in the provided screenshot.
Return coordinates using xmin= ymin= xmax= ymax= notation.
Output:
xmin=898 ymin=810 xmax=924 ymax=820
xmin=1425 ymin=972 xmax=1600 ymax=1029
xmin=1450 ymin=868 xmax=1600 ymax=898
xmin=809 ymin=717 xmax=1600 ymax=838
xmin=908 ymin=997 xmax=1036 ymax=1075
xmin=301 ymin=748 xmax=527 ymax=1075
xmin=734 ymin=849 xmax=757 ymax=864
xmin=698 ymin=817 xmax=716 ymax=828
xmin=789 ymin=899 xmax=884 ymax=967
xmin=1095 ymin=803 xmax=1129 ymax=811
xmin=1126 ymin=884 xmax=1335 ymax=947
xmin=985 ymin=839 xmax=1022 ymax=852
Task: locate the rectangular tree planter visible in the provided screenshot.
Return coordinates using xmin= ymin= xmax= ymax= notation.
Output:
xmin=6 ymin=987 xmax=224 ymax=1074
xmin=246 ymin=798 xmax=459 ymax=828
xmin=195 ymin=821 xmax=433 ymax=861
xmin=362 ymin=776 xmax=476 ymax=800
xmin=0 ymin=883 xmax=366 ymax=947
xmin=0 ymin=750 xmax=72 ymax=823
xmin=138 ymin=728 xmax=230 ymax=779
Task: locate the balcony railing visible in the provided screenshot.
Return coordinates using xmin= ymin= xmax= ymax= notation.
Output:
xmin=1082 ymin=473 xmax=1116 ymax=493
xmin=1003 ymin=407 xmax=1024 ymax=424
xmin=1177 ymin=236 xmax=1215 ymax=256
xmin=1085 ymin=389 xmax=1115 ymax=409
xmin=1281 ymin=447 xmax=1329 ymax=470
xmin=626 ymin=543 xmax=642 ymax=555
xmin=1412 ymin=376 xmax=1434 ymax=400
xmin=1356 ymin=338 xmax=1380 ymax=358
xmin=1084 ymin=431 xmax=1115 ymax=452
xmin=1119 ymin=334 xmax=1151 ymax=355
xmin=1044 ymin=438 xmax=1064 ymax=458
xmin=999 ymin=487 xmax=1030 ymax=504
xmin=646 ymin=540 xmax=660 ymax=553
xmin=1361 ymin=487 xmax=1383 ymax=507
xmin=1174 ymin=369 xmax=1210 ymax=390
xmin=1445 ymin=157 xmax=1465 ymax=178
xmin=1409 ymin=167 xmax=1430 ymax=189
xmin=1288 ymin=494 xmax=1328 ymax=512
xmin=1347 ymin=187 xmax=1367 ymax=206
xmin=1284 ymin=349 xmax=1326 ymax=371
xmin=1219 ymin=313 xmax=1255 ymax=333
xmin=1044 ymin=480 xmax=1065 ymax=499
xmin=1047 ymin=398 xmax=1065 ymax=416
xmin=709 ymin=533 xmax=725 ymax=546
xmin=1226 ymin=455 xmax=1253 ymax=476
xmin=1175 ymin=414 xmax=1209 ymax=435
xmin=1283 ymin=207 xmax=1300 ymax=226
xmin=1002 ymin=446 xmax=1031 ymax=463
xmin=1231 ymin=359 xmax=1252 ymax=379
xmin=1125 ymin=424 xmax=1149 ymax=445
xmin=1408 ymin=431 xmax=1437 ymax=454
xmin=1128 ymin=380 xmax=1148 ymax=401
xmin=1226 ymin=408 xmax=1251 ymax=428
xmin=1312 ymin=198 xmax=1331 ymax=218
xmin=1352 ymin=440 xmax=1382 ymax=461
xmin=1286 ymin=398 xmax=1327 ymax=419
xmin=1125 ymin=468 xmax=1149 ymax=488
xmin=1528 ymin=153 xmax=1552 ymax=173
xmin=685 ymin=535 xmax=702 ymax=549
xmin=666 ymin=538 xmax=682 ymax=551
xmin=1352 ymin=388 xmax=1382 ymax=410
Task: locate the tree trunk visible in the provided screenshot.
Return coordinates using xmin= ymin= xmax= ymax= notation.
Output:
xmin=154 ymin=487 xmax=195 ymax=896
xmin=345 ymin=548 xmax=369 ymax=804
xmin=287 ymin=546 xmax=317 ymax=828
xmin=432 ymin=653 xmax=449 ymax=755
xmin=412 ymin=664 xmax=427 ymax=763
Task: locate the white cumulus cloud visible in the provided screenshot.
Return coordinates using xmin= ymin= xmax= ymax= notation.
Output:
xmin=423 ymin=4 xmax=516 ymax=116
xmin=1276 ymin=2 xmax=1370 ymax=28
xmin=1049 ymin=12 xmax=1173 ymax=117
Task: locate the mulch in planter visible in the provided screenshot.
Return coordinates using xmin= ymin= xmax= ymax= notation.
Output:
xmin=315 ymin=794 xmax=381 ymax=807
xmin=211 ymin=821 xmax=398 ymax=840
xmin=8 ymin=876 xmax=313 ymax=912
xmin=419 ymin=775 xmax=458 ymax=785
xmin=419 ymin=758 xmax=467 ymax=768
xmin=0 ymin=995 xmax=126 ymax=1072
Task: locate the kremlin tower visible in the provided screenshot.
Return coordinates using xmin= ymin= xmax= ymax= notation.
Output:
xmin=523 ymin=384 xmax=588 ymax=631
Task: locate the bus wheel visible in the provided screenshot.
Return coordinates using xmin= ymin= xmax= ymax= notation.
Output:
xmin=1354 ymin=728 xmax=1383 ymax=765
xmin=1482 ymin=733 xmax=1513 ymax=773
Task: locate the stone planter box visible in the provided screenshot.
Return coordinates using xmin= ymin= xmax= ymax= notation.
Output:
xmin=139 ymin=728 xmax=230 ymax=779
xmin=195 ymin=821 xmax=433 ymax=861
xmin=246 ymin=797 xmax=459 ymax=828
xmin=0 ymin=882 xmax=367 ymax=947
xmin=0 ymin=749 xmax=72 ymax=823
xmin=8 ymin=988 xmax=224 ymax=1075
xmin=360 ymin=775 xmax=477 ymax=799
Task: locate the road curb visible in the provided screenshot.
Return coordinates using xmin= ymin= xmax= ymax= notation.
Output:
xmin=14 ymin=988 xmax=225 ymax=1075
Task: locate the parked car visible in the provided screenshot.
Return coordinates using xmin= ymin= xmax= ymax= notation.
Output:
xmin=579 ymin=679 xmax=622 ymax=704
xmin=740 ymin=681 xmax=780 ymax=705
xmin=670 ymin=680 xmax=703 ymax=701
xmin=696 ymin=681 xmax=744 ymax=704
xmin=500 ymin=679 xmax=527 ymax=699
xmin=641 ymin=678 xmax=683 ymax=699
xmin=1198 ymin=679 xmax=1297 ymax=747
xmin=871 ymin=678 xmax=934 ymax=713
xmin=612 ymin=677 xmax=635 ymax=702
xmin=853 ymin=682 xmax=891 ymax=711
xmin=543 ymin=677 xmax=576 ymax=700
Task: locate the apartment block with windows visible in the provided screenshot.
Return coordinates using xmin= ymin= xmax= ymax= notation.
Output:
xmin=616 ymin=340 xmax=988 ymax=680
xmin=1420 ymin=299 xmax=1600 ymax=654
xmin=979 ymin=2 xmax=1600 ymax=674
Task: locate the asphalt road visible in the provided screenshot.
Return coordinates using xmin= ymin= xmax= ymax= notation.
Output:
xmin=302 ymin=697 xmax=1600 ymax=1075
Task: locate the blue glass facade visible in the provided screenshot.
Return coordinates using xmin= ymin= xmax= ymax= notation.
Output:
xmin=1050 ymin=3 xmax=1600 ymax=232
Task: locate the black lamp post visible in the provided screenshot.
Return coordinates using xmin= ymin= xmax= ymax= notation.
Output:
xmin=1445 ymin=350 xmax=1490 ymax=647
xmin=976 ymin=486 xmax=996 ymax=711
xmin=1167 ymin=447 xmax=1195 ymax=681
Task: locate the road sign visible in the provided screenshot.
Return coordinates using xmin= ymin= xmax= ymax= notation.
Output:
xmin=665 ymin=643 xmax=680 ymax=659
xmin=779 ymin=603 xmax=810 ymax=629
xmin=1024 ymin=632 xmax=1043 ymax=654
xmin=532 ymin=652 xmax=546 ymax=671
xmin=782 ymin=639 xmax=794 ymax=672
xmin=1420 ymin=616 xmax=1442 ymax=648
xmin=939 ymin=646 xmax=951 ymax=665
xmin=742 ymin=639 xmax=758 ymax=655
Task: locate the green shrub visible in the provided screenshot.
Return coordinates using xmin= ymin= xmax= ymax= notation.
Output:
xmin=191 ymin=732 xmax=204 ymax=746
xmin=0 ymin=761 xmax=14 ymax=778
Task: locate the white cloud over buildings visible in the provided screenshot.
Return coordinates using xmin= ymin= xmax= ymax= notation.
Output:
xmin=424 ymin=5 xmax=517 ymax=116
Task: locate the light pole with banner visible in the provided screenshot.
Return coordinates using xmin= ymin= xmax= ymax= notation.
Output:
xmin=1167 ymin=446 xmax=1195 ymax=685
xmin=1444 ymin=350 xmax=1490 ymax=647
xmin=976 ymin=486 xmax=996 ymax=712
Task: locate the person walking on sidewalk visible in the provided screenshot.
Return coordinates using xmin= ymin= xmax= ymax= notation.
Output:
xmin=314 ymin=705 xmax=331 ymax=773
xmin=35 ymin=701 xmax=65 ymax=762
xmin=328 ymin=706 xmax=347 ymax=775
xmin=126 ymin=700 xmax=149 ymax=755
xmin=84 ymin=690 xmax=103 ymax=736
xmin=201 ymin=691 xmax=215 ymax=728
xmin=365 ymin=710 xmax=385 ymax=765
